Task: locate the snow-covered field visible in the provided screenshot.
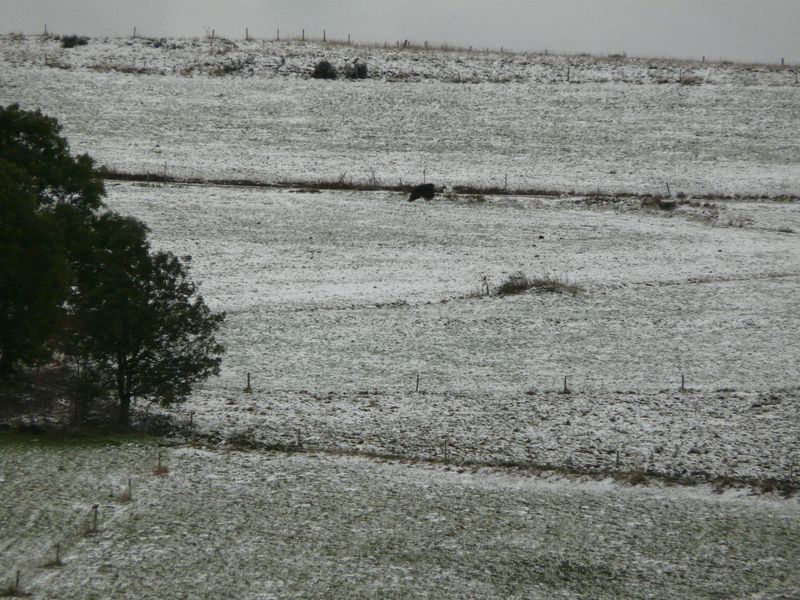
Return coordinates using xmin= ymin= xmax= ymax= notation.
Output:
xmin=103 ymin=183 xmax=800 ymax=485
xmin=1 ymin=35 xmax=799 ymax=197
xmin=2 ymin=34 xmax=800 ymax=597
xmin=2 ymin=437 xmax=799 ymax=599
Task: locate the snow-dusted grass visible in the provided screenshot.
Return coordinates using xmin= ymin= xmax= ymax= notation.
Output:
xmin=1 ymin=36 xmax=798 ymax=197
xmin=2 ymin=437 xmax=798 ymax=599
xmin=95 ymin=183 xmax=800 ymax=484
xmin=2 ymin=34 xmax=799 ymax=597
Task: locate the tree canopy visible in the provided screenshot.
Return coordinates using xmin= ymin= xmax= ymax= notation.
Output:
xmin=0 ymin=103 xmax=225 ymax=426
xmin=0 ymin=161 xmax=67 ymax=374
xmin=69 ymin=213 xmax=225 ymax=425
xmin=0 ymin=103 xmax=104 ymax=213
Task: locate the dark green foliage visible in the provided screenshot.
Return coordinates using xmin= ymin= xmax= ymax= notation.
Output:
xmin=0 ymin=104 xmax=225 ymax=425
xmin=0 ymin=104 xmax=104 ymax=214
xmin=60 ymin=34 xmax=89 ymax=48
xmin=312 ymin=59 xmax=338 ymax=79
xmin=68 ymin=213 xmax=225 ymax=425
xmin=0 ymin=162 xmax=67 ymax=374
xmin=0 ymin=103 xmax=98 ymax=375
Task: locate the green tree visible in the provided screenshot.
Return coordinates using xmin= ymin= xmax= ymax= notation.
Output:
xmin=0 ymin=162 xmax=68 ymax=374
xmin=1 ymin=103 xmax=225 ymax=425
xmin=69 ymin=213 xmax=225 ymax=425
xmin=0 ymin=103 xmax=103 ymax=375
xmin=0 ymin=103 xmax=104 ymax=213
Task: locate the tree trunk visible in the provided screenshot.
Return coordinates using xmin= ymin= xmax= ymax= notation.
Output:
xmin=118 ymin=391 xmax=131 ymax=426
xmin=117 ymin=355 xmax=130 ymax=426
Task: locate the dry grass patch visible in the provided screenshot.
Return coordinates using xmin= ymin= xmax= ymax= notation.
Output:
xmin=495 ymin=272 xmax=582 ymax=296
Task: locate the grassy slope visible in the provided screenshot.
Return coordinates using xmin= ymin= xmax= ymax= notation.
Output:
xmin=1 ymin=434 xmax=799 ymax=598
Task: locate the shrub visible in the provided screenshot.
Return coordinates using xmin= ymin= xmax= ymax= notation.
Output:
xmin=343 ymin=60 xmax=368 ymax=79
xmin=312 ymin=59 xmax=338 ymax=79
xmin=495 ymin=272 xmax=533 ymax=296
xmin=60 ymin=34 xmax=89 ymax=48
xmin=495 ymin=272 xmax=582 ymax=296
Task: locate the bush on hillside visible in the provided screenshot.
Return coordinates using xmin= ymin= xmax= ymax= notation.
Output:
xmin=343 ymin=60 xmax=368 ymax=79
xmin=60 ymin=34 xmax=89 ymax=48
xmin=495 ymin=272 xmax=582 ymax=296
xmin=312 ymin=59 xmax=338 ymax=79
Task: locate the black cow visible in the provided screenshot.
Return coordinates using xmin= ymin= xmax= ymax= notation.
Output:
xmin=408 ymin=183 xmax=436 ymax=202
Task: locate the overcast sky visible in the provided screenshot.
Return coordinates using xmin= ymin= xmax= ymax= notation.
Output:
xmin=3 ymin=0 xmax=798 ymax=63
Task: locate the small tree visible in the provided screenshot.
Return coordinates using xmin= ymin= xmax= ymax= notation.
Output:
xmin=68 ymin=213 xmax=225 ymax=425
xmin=311 ymin=59 xmax=338 ymax=79
xmin=0 ymin=104 xmax=225 ymax=424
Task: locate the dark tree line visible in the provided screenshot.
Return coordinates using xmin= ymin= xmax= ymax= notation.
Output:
xmin=0 ymin=104 xmax=224 ymax=426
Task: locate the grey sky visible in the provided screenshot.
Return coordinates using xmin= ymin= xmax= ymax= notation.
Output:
xmin=2 ymin=0 xmax=798 ymax=63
